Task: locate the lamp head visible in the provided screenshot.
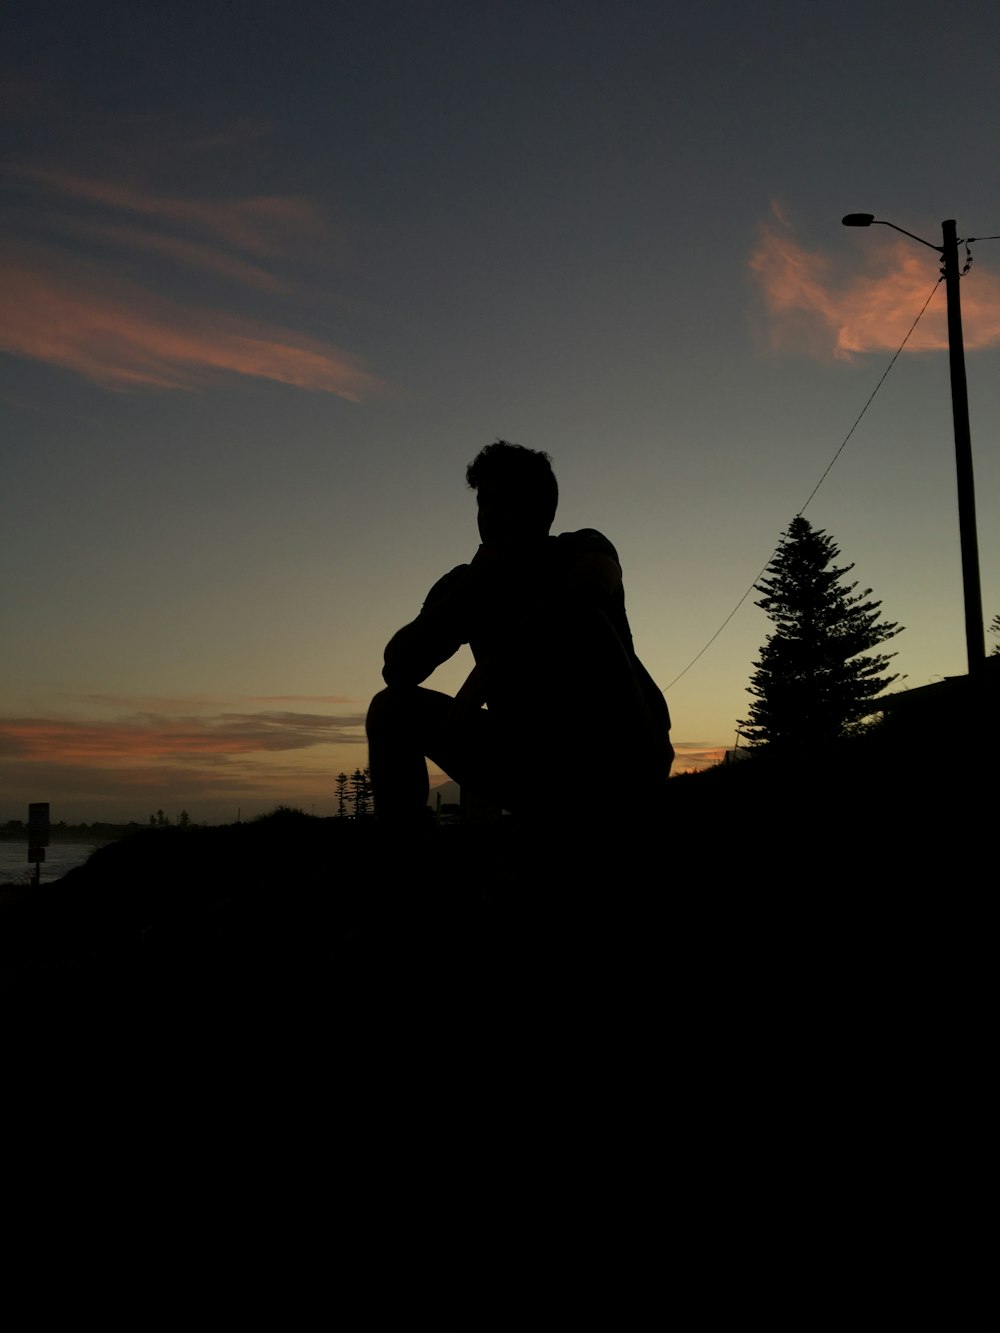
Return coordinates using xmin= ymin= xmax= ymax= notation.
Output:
xmin=842 ymin=213 xmax=875 ymax=227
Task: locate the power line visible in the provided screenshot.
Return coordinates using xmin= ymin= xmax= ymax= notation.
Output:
xmin=796 ymin=278 xmax=941 ymax=517
xmin=663 ymin=277 xmax=942 ymax=693
xmin=662 ymin=553 xmax=778 ymax=693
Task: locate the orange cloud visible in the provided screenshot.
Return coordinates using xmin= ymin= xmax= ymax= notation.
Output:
xmin=0 ymin=707 xmax=370 ymax=822
xmin=0 ymin=246 xmax=380 ymax=398
xmin=750 ymin=213 xmax=1000 ymax=359
xmin=671 ymin=743 xmax=725 ymax=774
xmin=0 ymin=711 xmax=366 ymax=763
xmin=20 ymin=169 xmax=326 ymax=257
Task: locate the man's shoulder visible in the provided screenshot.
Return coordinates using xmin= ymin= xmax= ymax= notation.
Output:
xmin=553 ymin=528 xmax=621 ymax=565
xmin=422 ymin=563 xmax=470 ymax=609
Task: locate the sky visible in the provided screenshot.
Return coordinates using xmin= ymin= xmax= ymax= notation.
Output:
xmin=3 ymin=0 xmax=999 ymax=823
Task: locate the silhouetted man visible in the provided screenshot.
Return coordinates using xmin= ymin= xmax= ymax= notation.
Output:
xmin=366 ymin=441 xmax=672 ymax=823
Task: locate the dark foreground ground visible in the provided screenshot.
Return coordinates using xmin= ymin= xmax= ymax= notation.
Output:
xmin=3 ymin=717 xmax=990 ymax=1304
xmin=4 ymin=713 xmax=990 ymax=1046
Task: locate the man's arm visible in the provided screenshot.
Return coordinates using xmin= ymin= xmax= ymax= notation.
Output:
xmin=453 ymin=663 xmax=488 ymax=710
xmin=381 ymin=562 xmax=479 ymax=687
xmin=382 ymin=539 xmax=619 ymax=687
xmin=570 ymin=550 xmax=623 ymax=598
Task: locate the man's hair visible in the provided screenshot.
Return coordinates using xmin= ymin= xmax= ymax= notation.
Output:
xmin=466 ymin=440 xmax=558 ymax=529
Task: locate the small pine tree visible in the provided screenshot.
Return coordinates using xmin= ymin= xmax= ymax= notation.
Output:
xmin=335 ymin=772 xmax=349 ymax=818
xmin=350 ymin=767 xmax=372 ymax=819
xmin=739 ymin=516 xmax=902 ymax=750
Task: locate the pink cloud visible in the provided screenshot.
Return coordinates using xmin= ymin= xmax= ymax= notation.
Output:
xmin=0 ymin=246 xmax=380 ymax=399
xmin=0 ymin=711 xmax=366 ymax=763
xmin=0 ymin=704 xmax=369 ymax=822
xmin=750 ymin=211 xmax=1000 ymax=359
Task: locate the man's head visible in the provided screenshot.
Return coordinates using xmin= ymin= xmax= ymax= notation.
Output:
xmin=466 ymin=440 xmax=558 ymax=547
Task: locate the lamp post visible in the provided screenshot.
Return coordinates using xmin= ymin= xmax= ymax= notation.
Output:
xmin=842 ymin=213 xmax=985 ymax=675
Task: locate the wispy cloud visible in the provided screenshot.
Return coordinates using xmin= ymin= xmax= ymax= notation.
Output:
xmin=2 ymin=166 xmax=383 ymax=397
xmin=18 ymin=169 xmax=327 ymax=257
xmin=248 ymin=695 xmax=363 ymax=705
xmin=0 ymin=706 xmax=368 ymax=820
xmin=79 ymin=693 xmax=363 ymax=710
xmin=81 ymin=222 xmax=290 ymax=292
xmin=79 ymin=693 xmax=237 ymax=711
xmin=183 ymin=120 xmax=274 ymax=155
xmin=1 ymin=243 xmax=380 ymax=398
xmin=750 ymin=205 xmax=1000 ymax=359
xmin=0 ymin=711 xmax=366 ymax=762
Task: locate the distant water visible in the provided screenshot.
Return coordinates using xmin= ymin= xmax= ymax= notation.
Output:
xmin=0 ymin=841 xmax=102 ymax=885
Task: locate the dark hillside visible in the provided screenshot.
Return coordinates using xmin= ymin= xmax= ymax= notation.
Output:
xmin=5 ymin=669 xmax=992 ymax=1087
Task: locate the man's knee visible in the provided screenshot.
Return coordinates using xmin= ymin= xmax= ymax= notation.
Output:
xmin=365 ymin=687 xmax=393 ymax=739
xmin=366 ymin=684 xmax=450 ymax=742
xmin=366 ymin=686 xmax=420 ymax=740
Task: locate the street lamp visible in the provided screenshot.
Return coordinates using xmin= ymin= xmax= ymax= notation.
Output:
xmin=842 ymin=213 xmax=985 ymax=675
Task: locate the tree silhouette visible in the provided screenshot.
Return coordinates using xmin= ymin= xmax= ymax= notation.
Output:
xmin=335 ymin=772 xmax=349 ymax=818
xmin=989 ymin=613 xmax=1000 ymax=656
xmin=350 ymin=767 xmax=372 ymax=818
xmin=739 ymin=516 xmax=902 ymax=750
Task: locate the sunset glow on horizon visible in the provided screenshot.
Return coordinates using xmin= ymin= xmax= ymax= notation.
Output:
xmin=3 ymin=3 xmax=998 ymax=824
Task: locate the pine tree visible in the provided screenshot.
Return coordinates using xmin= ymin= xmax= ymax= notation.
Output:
xmin=334 ymin=772 xmax=349 ymax=818
xmin=739 ymin=516 xmax=902 ymax=750
xmin=350 ymin=767 xmax=372 ymax=819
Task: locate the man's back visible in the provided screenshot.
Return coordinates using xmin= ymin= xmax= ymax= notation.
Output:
xmin=425 ymin=528 xmax=671 ymax=785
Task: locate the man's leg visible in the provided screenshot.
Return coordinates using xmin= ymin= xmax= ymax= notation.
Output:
xmin=366 ymin=687 xmax=449 ymax=822
xmin=366 ymin=686 xmax=514 ymax=822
